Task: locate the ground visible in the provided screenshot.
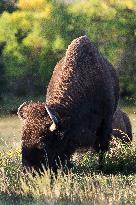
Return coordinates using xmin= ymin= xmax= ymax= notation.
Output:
xmin=0 ymin=106 xmax=135 ymax=205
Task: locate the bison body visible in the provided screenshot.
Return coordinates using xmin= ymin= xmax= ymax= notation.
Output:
xmin=18 ymin=36 xmax=119 ymax=172
xmin=112 ymin=108 xmax=132 ymax=142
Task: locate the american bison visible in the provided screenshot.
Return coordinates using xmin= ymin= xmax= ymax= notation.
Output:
xmin=18 ymin=36 xmax=119 ymax=173
xmin=112 ymin=108 xmax=132 ymax=142
xmin=74 ymin=108 xmax=133 ymax=161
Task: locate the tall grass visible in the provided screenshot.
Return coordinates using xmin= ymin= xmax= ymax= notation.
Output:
xmin=0 ymin=138 xmax=135 ymax=205
xmin=0 ymin=111 xmax=135 ymax=205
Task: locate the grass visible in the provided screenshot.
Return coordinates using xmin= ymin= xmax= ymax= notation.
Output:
xmin=0 ymin=141 xmax=135 ymax=205
xmin=0 ymin=106 xmax=135 ymax=205
xmin=0 ymin=116 xmax=21 ymax=151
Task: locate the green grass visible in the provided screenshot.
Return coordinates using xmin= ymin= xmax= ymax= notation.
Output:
xmin=0 ymin=107 xmax=136 ymax=205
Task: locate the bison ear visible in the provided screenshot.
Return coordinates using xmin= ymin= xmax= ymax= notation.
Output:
xmin=45 ymin=105 xmax=60 ymax=132
xmin=17 ymin=102 xmax=29 ymax=120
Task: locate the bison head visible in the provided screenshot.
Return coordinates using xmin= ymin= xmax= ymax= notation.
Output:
xmin=18 ymin=101 xmax=67 ymax=173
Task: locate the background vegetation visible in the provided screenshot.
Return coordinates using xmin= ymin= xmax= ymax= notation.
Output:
xmin=0 ymin=0 xmax=136 ymax=113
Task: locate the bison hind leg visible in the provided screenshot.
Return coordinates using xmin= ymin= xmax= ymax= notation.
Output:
xmin=95 ymin=119 xmax=112 ymax=169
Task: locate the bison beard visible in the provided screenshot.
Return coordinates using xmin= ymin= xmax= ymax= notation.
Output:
xmin=18 ymin=36 xmax=119 ymax=173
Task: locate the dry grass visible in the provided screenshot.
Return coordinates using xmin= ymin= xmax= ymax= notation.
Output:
xmin=0 ymin=116 xmax=21 ymax=150
xmin=0 ymin=107 xmax=135 ymax=205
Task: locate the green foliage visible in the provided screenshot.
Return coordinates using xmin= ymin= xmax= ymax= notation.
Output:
xmin=0 ymin=0 xmax=17 ymax=14
xmin=0 ymin=95 xmax=44 ymax=115
xmin=0 ymin=0 xmax=135 ymax=98
xmin=0 ymin=42 xmax=7 ymax=100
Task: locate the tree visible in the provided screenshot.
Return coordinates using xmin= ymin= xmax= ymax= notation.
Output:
xmin=0 ymin=42 xmax=6 ymax=100
xmin=0 ymin=0 xmax=135 ymax=98
xmin=69 ymin=0 xmax=136 ymax=98
xmin=0 ymin=0 xmax=17 ymax=13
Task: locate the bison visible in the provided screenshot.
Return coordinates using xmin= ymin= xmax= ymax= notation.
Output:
xmin=18 ymin=36 xmax=119 ymax=173
xmin=112 ymin=107 xmax=132 ymax=142
xmin=73 ymin=107 xmax=133 ymax=162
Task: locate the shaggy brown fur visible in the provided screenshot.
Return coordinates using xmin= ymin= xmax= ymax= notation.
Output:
xmin=112 ymin=108 xmax=132 ymax=142
xmin=18 ymin=36 xmax=119 ymax=172
xmin=46 ymin=37 xmax=119 ymax=114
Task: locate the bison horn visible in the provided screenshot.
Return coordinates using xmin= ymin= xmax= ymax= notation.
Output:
xmin=45 ymin=105 xmax=60 ymax=132
xmin=17 ymin=102 xmax=28 ymax=120
xmin=18 ymin=101 xmax=32 ymax=120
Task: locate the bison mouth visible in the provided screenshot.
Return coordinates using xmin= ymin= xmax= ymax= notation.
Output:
xmin=21 ymin=146 xmax=48 ymax=173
